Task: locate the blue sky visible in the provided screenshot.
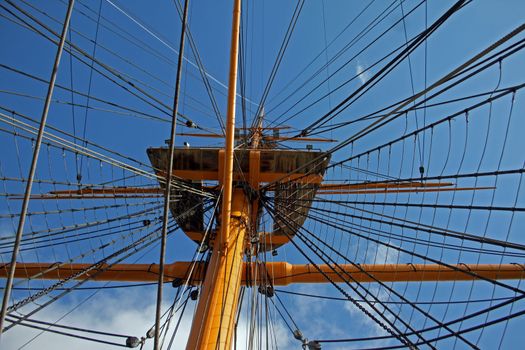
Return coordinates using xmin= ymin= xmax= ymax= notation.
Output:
xmin=1 ymin=0 xmax=525 ymax=349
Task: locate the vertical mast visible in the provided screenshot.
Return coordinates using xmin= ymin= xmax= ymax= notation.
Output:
xmin=219 ymin=0 xmax=242 ymax=247
xmin=186 ymin=0 xmax=243 ymax=349
xmin=186 ymin=190 xmax=249 ymax=349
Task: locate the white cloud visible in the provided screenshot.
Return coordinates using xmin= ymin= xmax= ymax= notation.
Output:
xmin=1 ymin=287 xmax=298 ymax=350
xmin=235 ymin=314 xmax=294 ymax=350
xmin=2 ymin=289 xmax=186 ymax=350
xmin=375 ymin=245 xmax=399 ymax=264
xmin=356 ymin=63 xmax=372 ymax=85
xmin=343 ymin=291 xmax=397 ymax=349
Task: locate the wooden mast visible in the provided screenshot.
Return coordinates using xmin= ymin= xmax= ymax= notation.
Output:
xmin=186 ymin=0 xmax=243 ymax=348
xmin=186 ymin=190 xmax=249 ymax=349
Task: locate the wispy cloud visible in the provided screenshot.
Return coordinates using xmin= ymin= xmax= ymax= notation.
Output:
xmin=356 ymin=62 xmax=372 ymax=85
xmin=3 ymin=288 xmax=296 ymax=349
xmin=376 ymin=244 xmax=399 ymax=264
xmin=2 ymin=288 xmax=198 ymax=349
xmin=343 ymin=286 xmax=398 ymax=349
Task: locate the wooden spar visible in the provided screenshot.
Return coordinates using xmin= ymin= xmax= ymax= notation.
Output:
xmin=317 ymin=182 xmax=454 ymax=190
xmin=177 ymin=132 xmax=336 ymax=142
xmin=15 ymin=181 xmax=459 ymax=198
xmin=317 ymin=186 xmax=495 ymax=195
xmin=219 ymin=0 xmax=241 ymax=247
xmin=4 ymin=262 xmax=524 ymax=285
xmin=186 ymin=0 xmax=243 ymax=348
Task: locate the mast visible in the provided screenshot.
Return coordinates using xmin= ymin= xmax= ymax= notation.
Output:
xmin=186 ymin=0 xmax=243 ymax=348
